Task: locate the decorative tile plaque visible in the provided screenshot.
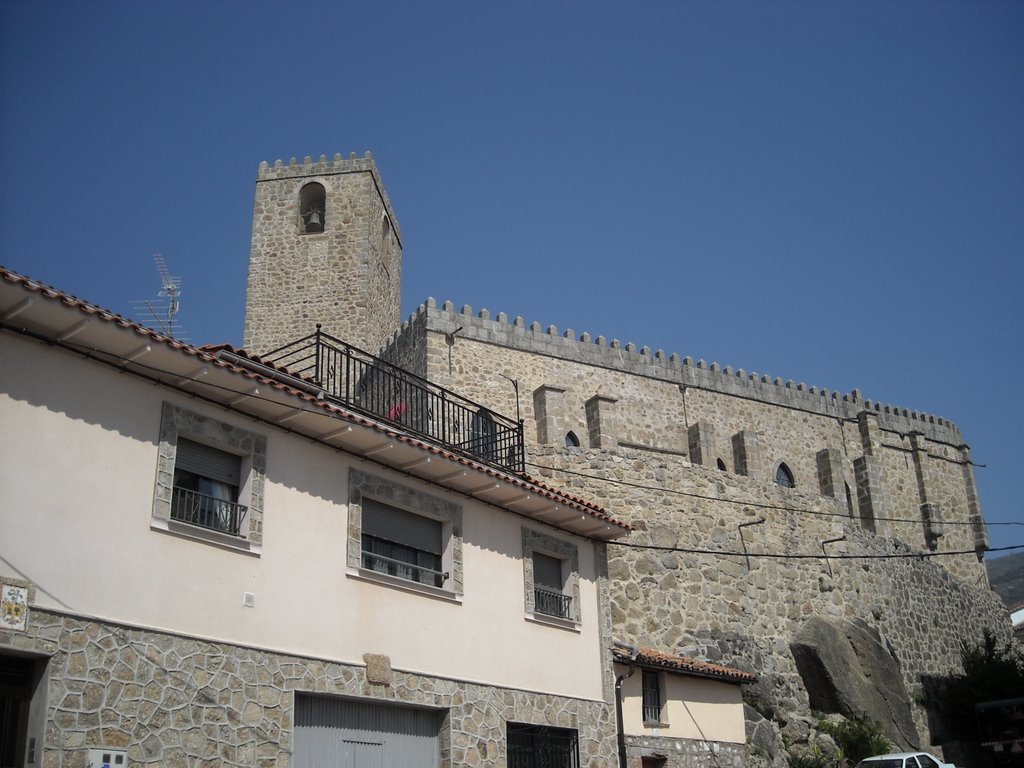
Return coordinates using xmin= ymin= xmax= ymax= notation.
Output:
xmin=1 ymin=583 xmax=29 ymax=631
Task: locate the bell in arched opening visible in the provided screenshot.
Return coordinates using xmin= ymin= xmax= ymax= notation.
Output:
xmin=299 ymin=182 xmax=326 ymax=233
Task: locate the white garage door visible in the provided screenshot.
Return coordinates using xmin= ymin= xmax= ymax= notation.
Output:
xmin=294 ymin=694 xmax=442 ymax=768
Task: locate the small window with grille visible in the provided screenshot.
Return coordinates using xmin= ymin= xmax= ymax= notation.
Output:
xmin=507 ymin=723 xmax=579 ymax=768
xmin=642 ymin=670 xmax=663 ymax=724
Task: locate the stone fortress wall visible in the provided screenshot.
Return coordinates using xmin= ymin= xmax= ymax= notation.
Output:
xmin=383 ymin=299 xmax=1008 ymax=747
xmin=239 ymin=152 xmax=1010 ymax=757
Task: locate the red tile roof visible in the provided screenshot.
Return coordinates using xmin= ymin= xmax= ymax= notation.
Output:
xmin=612 ymin=644 xmax=757 ymax=684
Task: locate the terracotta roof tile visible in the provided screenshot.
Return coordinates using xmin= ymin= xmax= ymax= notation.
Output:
xmin=612 ymin=644 xmax=757 ymax=684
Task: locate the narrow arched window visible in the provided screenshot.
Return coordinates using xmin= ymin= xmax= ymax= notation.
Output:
xmin=716 ymin=458 xmax=727 ymax=471
xmin=564 ymin=431 xmax=580 ymax=448
xmin=775 ymin=462 xmax=795 ymax=488
xmin=299 ymin=182 xmax=326 ymax=233
xmin=845 ymin=482 xmax=855 ymax=518
xmin=381 ymin=214 xmax=392 ymax=251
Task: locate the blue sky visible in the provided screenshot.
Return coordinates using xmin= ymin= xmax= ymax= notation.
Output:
xmin=2 ymin=1 xmax=1022 ymax=554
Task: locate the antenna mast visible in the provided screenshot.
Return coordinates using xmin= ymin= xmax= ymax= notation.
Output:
xmin=131 ymin=254 xmax=187 ymax=339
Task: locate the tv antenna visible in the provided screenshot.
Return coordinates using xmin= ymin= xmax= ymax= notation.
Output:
xmin=131 ymin=254 xmax=188 ymax=339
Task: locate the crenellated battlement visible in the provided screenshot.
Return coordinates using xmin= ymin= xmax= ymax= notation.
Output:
xmin=392 ymin=298 xmax=965 ymax=446
xmin=257 ymin=150 xmax=377 ymax=180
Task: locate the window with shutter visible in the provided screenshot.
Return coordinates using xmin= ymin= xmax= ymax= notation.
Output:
xmin=522 ymin=528 xmax=580 ymax=626
xmin=171 ymin=438 xmax=248 ymax=535
xmin=153 ymin=403 xmax=267 ymax=549
xmin=347 ymin=469 xmax=463 ymax=597
xmin=360 ymin=498 xmax=444 ymax=587
xmin=532 ymin=552 xmax=571 ymax=619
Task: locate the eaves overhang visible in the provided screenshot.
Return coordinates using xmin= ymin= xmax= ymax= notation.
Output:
xmin=0 ymin=266 xmax=632 ymax=540
xmin=612 ymin=644 xmax=757 ymax=684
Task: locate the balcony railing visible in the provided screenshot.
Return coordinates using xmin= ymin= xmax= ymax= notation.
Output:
xmin=361 ymin=550 xmax=446 ymax=588
xmin=262 ymin=325 xmax=525 ymax=474
xmin=534 ymin=587 xmax=573 ymax=619
xmin=171 ymin=486 xmax=248 ymax=536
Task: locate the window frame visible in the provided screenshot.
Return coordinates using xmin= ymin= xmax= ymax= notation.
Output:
xmin=774 ymin=461 xmax=795 ymax=488
xmin=360 ymin=497 xmax=446 ymax=588
xmin=641 ymin=669 xmax=665 ymax=725
xmin=171 ymin=437 xmax=247 ymax=536
xmin=522 ymin=527 xmax=581 ymax=629
xmin=347 ymin=469 xmax=463 ymax=599
xmin=152 ymin=403 xmax=266 ymax=554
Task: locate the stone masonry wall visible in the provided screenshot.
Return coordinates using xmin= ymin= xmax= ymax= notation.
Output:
xmin=243 ymin=153 xmax=402 ymax=357
xmin=396 ymin=301 xmax=987 ymax=584
xmin=625 ymin=733 xmax=747 ymax=768
xmin=395 ymin=303 xmax=987 ymax=581
xmin=380 ymin=301 xmax=1007 ymax=748
xmin=532 ymin=445 xmax=1009 ymax=746
xmin=2 ymin=609 xmax=619 ymax=768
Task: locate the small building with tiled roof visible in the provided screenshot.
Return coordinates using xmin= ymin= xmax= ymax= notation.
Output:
xmin=613 ymin=642 xmax=756 ymax=768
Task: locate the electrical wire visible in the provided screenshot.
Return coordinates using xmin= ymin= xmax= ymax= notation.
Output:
xmin=605 ymin=541 xmax=1024 ymax=559
xmin=526 ymin=460 xmax=1023 ymax=528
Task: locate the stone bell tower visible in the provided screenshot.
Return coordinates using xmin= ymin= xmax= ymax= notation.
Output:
xmin=243 ymin=152 xmax=402 ymax=356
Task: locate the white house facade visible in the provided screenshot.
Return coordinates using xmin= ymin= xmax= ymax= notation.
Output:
xmin=0 ymin=267 xmax=631 ymax=767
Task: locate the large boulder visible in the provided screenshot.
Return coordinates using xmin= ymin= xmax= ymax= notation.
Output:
xmin=790 ymin=617 xmax=919 ymax=749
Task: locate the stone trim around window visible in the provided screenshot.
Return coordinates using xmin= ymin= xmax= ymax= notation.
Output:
xmin=522 ymin=527 xmax=581 ymax=627
xmin=153 ymin=402 xmax=267 ymax=552
xmin=347 ymin=468 xmax=464 ymax=597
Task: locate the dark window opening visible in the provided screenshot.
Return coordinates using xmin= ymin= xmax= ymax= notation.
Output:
xmin=775 ymin=462 xmax=795 ymax=488
xmin=470 ymin=408 xmax=497 ymax=461
xmin=172 ymin=438 xmax=247 ymax=535
xmin=716 ymin=457 xmax=727 ymax=471
xmin=381 ymin=214 xmax=391 ymax=251
xmin=300 ymin=182 xmax=326 ymax=233
xmin=845 ymin=482 xmax=855 ymax=518
xmin=508 ymin=723 xmax=579 ymax=768
xmin=564 ymin=431 xmax=580 ymax=448
xmin=642 ymin=670 xmax=662 ymax=723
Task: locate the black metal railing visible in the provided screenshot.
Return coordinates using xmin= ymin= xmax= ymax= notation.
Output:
xmin=171 ymin=487 xmax=248 ymax=536
xmin=361 ymin=550 xmax=446 ymax=588
xmin=262 ymin=326 xmax=525 ymax=473
xmin=534 ymin=587 xmax=572 ymax=620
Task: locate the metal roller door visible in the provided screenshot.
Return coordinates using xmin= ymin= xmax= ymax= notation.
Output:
xmin=293 ymin=694 xmax=442 ymax=768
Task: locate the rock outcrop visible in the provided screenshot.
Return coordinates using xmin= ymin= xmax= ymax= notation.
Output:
xmin=790 ymin=616 xmax=920 ymax=749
